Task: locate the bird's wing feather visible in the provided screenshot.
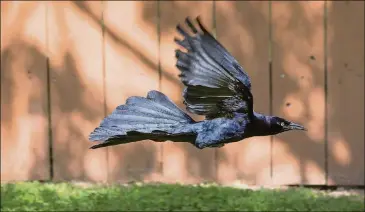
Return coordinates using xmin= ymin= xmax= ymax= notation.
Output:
xmin=175 ymin=16 xmax=253 ymax=119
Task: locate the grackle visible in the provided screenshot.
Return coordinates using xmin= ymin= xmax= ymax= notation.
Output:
xmin=89 ymin=16 xmax=306 ymax=150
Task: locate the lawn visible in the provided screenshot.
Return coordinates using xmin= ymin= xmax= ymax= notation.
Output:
xmin=1 ymin=182 xmax=364 ymax=211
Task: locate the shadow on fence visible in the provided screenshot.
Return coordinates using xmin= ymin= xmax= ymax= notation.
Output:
xmin=1 ymin=1 xmax=363 ymax=185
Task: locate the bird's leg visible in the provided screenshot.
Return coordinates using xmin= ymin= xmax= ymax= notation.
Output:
xmin=208 ymin=144 xmax=225 ymax=148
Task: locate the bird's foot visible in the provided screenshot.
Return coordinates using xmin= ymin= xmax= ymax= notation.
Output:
xmin=209 ymin=144 xmax=225 ymax=148
xmin=195 ymin=142 xmax=225 ymax=149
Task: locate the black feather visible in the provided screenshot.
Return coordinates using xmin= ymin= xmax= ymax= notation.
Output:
xmin=88 ymin=16 xmax=307 ymax=151
xmin=174 ymin=16 xmax=253 ymax=119
xmin=185 ymin=17 xmax=198 ymax=34
xmin=89 ymin=90 xmax=195 ymax=147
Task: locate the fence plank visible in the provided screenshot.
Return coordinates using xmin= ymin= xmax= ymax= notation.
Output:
xmin=215 ymin=1 xmax=271 ymax=185
xmin=48 ymin=1 xmax=107 ymax=182
xmin=2 ymin=1 xmax=362 ymax=186
xmin=103 ymin=1 xmax=161 ymax=183
xmin=160 ymin=1 xmax=216 ymax=183
xmin=327 ymin=1 xmax=364 ymax=185
xmin=271 ymin=1 xmax=326 ymax=185
xmin=1 ymin=2 xmax=49 ymax=181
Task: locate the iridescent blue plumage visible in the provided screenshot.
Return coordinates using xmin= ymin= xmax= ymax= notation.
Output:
xmin=89 ymin=16 xmax=306 ymax=150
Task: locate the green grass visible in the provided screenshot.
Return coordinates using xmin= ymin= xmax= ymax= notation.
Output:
xmin=1 ymin=182 xmax=364 ymax=211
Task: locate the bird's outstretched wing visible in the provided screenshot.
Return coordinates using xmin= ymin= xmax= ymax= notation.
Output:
xmin=175 ymin=16 xmax=254 ymax=119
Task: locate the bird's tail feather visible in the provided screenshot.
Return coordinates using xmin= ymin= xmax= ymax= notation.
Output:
xmin=89 ymin=90 xmax=195 ymax=149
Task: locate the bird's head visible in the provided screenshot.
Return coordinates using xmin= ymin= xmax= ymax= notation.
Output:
xmin=268 ymin=116 xmax=307 ymax=135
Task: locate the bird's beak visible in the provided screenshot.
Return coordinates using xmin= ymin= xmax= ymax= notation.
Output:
xmin=288 ymin=122 xmax=307 ymax=131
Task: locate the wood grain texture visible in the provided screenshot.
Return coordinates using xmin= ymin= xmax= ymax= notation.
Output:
xmin=271 ymin=1 xmax=326 ymax=185
xmin=1 ymin=0 xmax=363 ymax=186
xmin=103 ymin=1 xmax=161 ymax=183
xmin=1 ymin=2 xmax=49 ymax=181
xmin=215 ymin=1 xmax=271 ymax=185
xmin=48 ymin=1 xmax=107 ymax=182
xmin=159 ymin=1 xmax=216 ymax=183
xmin=327 ymin=1 xmax=364 ymax=185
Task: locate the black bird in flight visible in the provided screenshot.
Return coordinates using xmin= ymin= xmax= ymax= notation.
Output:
xmin=89 ymin=16 xmax=306 ymax=150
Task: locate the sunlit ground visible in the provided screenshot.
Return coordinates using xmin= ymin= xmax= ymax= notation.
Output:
xmin=1 ymin=181 xmax=364 ymax=211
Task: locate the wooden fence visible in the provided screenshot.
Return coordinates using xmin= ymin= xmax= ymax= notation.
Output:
xmin=1 ymin=1 xmax=364 ymax=186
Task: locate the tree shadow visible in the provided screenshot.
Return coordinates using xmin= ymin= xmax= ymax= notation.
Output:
xmin=71 ymin=1 xmax=161 ymax=183
xmin=269 ymin=1 xmax=327 ymax=185
xmin=1 ymin=1 xmax=363 ymax=186
xmin=326 ymin=1 xmax=364 ymax=185
xmin=213 ymin=1 xmax=272 ymax=185
xmin=73 ymin=1 xmax=219 ymax=183
xmin=1 ymin=1 xmax=55 ymax=182
xmin=1 ymin=40 xmax=50 ymax=181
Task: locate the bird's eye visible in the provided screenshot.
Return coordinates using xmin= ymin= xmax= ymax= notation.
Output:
xmin=280 ymin=122 xmax=285 ymax=126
